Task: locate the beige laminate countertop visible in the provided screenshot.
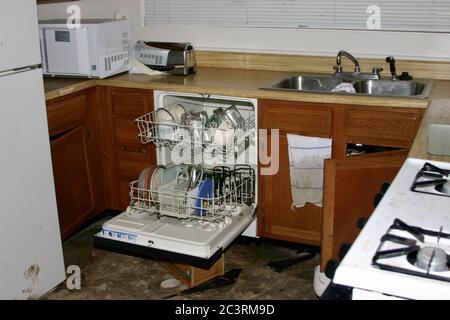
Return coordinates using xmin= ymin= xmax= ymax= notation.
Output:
xmin=43 ymin=67 xmax=450 ymax=163
xmin=408 ymin=80 xmax=450 ymax=163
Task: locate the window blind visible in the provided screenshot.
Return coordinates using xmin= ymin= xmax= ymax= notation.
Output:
xmin=143 ymin=0 xmax=450 ymax=32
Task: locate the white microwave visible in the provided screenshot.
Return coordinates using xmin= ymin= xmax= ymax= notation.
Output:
xmin=39 ymin=19 xmax=132 ymax=78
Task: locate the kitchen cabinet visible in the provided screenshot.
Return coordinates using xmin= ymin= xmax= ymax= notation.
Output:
xmin=258 ymin=100 xmax=333 ymax=246
xmin=317 ymin=105 xmax=423 ymax=270
xmin=99 ymin=87 xmax=156 ymax=210
xmin=45 ymin=83 xmax=424 ymax=251
xmin=323 ymin=105 xmax=423 ymax=270
xmin=46 ymin=89 xmax=106 ymax=239
xmin=44 ymin=87 xmax=167 ymax=238
xmin=258 ymin=98 xmax=424 ymax=256
xmin=51 ymin=126 xmax=94 ymax=239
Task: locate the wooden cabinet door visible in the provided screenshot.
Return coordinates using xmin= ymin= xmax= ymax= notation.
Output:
xmin=100 ymin=87 xmax=156 ymax=210
xmin=258 ymin=134 xmax=322 ymax=246
xmin=258 ymin=99 xmax=332 ymax=246
xmin=320 ymin=152 xmax=407 ymax=270
xmin=51 ymin=126 xmax=94 ymax=240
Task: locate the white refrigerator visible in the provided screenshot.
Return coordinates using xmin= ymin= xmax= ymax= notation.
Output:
xmin=0 ymin=0 xmax=65 ymax=299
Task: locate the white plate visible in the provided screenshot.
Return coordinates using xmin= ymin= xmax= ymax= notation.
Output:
xmin=155 ymin=108 xmax=175 ymax=122
xmin=160 ymin=165 xmax=184 ymax=185
xmin=150 ymin=165 xmax=166 ymax=202
xmin=167 ymin=103 xmax=186 ymax=125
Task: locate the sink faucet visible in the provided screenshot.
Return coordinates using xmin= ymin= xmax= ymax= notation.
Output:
xmin=334 ymin=50 xmax=383 ymax=80
xmin=335 ymin=50 xmax=361 ymax=75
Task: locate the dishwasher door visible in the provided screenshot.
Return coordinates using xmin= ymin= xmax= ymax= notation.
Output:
xmin=94 ymin=202 xmax=256 ymax=268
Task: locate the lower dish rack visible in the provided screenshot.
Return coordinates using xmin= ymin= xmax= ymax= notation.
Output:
xmin=128 ymin=165 xmax=256 ymax=224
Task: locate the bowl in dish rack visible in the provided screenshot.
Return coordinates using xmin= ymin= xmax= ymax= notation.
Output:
xmin=155 ymin=108 xmax=177 ymax=139
xmin=166 ymin=103 xmax=186 ymax=125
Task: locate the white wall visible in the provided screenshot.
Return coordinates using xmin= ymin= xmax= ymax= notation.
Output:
xmin=37 ymin=0 xmax=450 ymax=61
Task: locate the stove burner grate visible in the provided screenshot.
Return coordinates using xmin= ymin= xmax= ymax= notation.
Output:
xmin=372 ymin=219 xmax=450 ymax=282
xmin=411 ymin=162 xmax=450 ymax=197
xmin=435 ymin=182 xmax=450 ymax=196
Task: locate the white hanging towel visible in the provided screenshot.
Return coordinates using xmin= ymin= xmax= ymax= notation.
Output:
xmin=286 ymin=134 xmax=332 ymax=209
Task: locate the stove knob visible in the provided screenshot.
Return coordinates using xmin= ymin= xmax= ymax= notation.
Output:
xmin=380 ymin=182 xmax=391 ymax=193
xmin=320 ymin=282 xmax=353 ymax=300
xmin=374 ymin=182 xmax=391 ymax=207
xmin=338 ymin=243 xmax=352 ymax=260
xmin=373 ymin=192 xmax=384 ymax=207
xmin=357 ymin=217 xmax=368 ymax=229
xmin=325 ymin=259 xmax=340 ymax=280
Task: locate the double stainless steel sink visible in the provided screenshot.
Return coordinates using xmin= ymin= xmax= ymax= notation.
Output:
xmin=261 ymin=75 xmax=433 ymax=99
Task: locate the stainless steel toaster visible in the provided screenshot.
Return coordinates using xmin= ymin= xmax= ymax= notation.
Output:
xmin=134 ymin=41 xmax=196 ymax=75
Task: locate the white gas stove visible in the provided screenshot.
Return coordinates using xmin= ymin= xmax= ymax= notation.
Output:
xmin=333 ymin=158 xmax=450 ymax=300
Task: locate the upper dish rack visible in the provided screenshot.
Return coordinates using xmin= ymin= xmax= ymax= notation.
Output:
xmin=135 ymin=102 xmax=256 ymax=153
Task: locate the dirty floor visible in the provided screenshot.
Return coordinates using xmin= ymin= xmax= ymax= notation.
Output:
xmin=43 ymin=214 xmax=319 ymax=300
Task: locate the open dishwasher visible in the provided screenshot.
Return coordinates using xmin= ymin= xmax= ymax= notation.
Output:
xmin=94 ymin=91 xmax=258 ymax=268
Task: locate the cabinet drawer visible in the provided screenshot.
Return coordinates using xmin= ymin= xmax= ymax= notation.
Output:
xmin=260 ymin=100 xmax=332 ymax=137
xmin=344 ymin=107 xmax=423 ymax=147
xmin=110 ymin=87 xmax=153 ymax=117
xmin=47 ymin=93 xmax=87 ymax=136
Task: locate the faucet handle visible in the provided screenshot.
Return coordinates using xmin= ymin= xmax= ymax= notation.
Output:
xmin=372 ymin=67 xmax=383 ymax=74
xmin=334 ymin=65 xmax=343 ymax=73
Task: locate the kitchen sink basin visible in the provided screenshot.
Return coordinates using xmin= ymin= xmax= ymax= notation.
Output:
xmin=352 ymin=80 xmax=427 ymax=97
xmin=261 ymin=74 xmax=433 ymax=99
xmin=267 ymin=75 xmax=345 ymax=92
